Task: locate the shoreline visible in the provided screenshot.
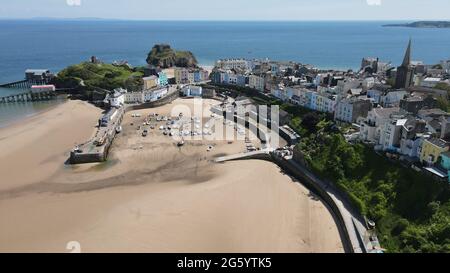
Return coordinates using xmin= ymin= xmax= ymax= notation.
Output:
xmin=0 ymin=99 xmax=102 ymax=191
xmin=0 ymin=96 xmax=68 ymax=129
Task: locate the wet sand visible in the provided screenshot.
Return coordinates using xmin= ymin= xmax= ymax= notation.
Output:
xmin=0 ymin=98 xmax=344 ymax=253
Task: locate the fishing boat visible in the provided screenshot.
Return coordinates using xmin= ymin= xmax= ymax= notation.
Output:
xmin=116 ymin=126 xmax=122 ymax=134
xmin=177 ymin=138 xmax=185 ymax=147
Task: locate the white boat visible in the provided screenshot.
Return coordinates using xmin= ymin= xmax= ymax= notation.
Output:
xmin=116 ymin=126 xmax=122 ymax=133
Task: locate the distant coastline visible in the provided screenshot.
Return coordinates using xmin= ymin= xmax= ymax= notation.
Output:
xmin=383 ymin=21 xmax=450 ymax=28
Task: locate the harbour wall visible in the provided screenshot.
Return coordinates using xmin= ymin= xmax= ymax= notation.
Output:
xmin=69 ymin=107 xmax=124 ymax=164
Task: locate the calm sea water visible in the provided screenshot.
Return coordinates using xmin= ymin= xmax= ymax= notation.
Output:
xmin=0 ymin=96 xmax=65 ymax=128
xmin=0 ymin=20 xmax=450 ymax=126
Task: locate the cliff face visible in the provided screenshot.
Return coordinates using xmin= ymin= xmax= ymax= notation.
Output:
xmin=146 ymin=44 xmax=198 ymax=68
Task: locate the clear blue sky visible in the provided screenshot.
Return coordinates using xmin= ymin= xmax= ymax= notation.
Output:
xmin=1 ymin=0 xmax=449 ymax=21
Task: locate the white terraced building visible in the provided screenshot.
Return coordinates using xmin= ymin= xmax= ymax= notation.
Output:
xmin=125 ymin=92 xmax=145 ymax=104
xmin=249 ymin=74 xmax=266 ymax=92
xmin=215 ymin=59 xmax=253 ymax=71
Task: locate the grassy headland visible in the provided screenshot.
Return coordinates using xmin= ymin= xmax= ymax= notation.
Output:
xmin=53 ymin=62 xmax=144 ymax=100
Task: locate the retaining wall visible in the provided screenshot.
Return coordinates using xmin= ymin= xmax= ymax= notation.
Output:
xmin=271 ymin=155 xmax=355 ymax=253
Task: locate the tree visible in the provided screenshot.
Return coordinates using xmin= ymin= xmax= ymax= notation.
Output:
xmin=301 ymin=112 xmax=321 ymax=132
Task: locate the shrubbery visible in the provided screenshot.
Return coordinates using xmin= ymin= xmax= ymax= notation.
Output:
xmin=54 ymin=62 xmax=144 ymax=99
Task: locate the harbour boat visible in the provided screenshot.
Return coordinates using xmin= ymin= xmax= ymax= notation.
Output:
xmin=116 ymin=126 xmax=122 ymax=133
xmin=72 ymin=146 xmax=82 ymax=153
xmin=177 ymin=138 xmax=185 ymax=147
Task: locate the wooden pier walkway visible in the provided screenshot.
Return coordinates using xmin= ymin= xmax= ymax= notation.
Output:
xmin=0 ymin=79 xmax=49 ymax=89
xmin=0 ymin=91 xmax=57 ymax=104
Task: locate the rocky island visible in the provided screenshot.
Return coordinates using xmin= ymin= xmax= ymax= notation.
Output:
xmin=146 ymin=44 xmax=198 ymax=68
xmin=383 ymin=21 xmax=450 ymax=28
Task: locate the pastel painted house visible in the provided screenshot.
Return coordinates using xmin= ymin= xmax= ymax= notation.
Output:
xmin=158 ymin=72 xmax=168 ymax=86
xmin=439 ymin=152 xmax=450 ymax=182
xmin=420 ymin=138 xmax=449 ymax=166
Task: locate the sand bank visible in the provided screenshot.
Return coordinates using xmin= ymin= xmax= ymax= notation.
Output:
xmin=0 ymin=98 xmax=343 ymax=253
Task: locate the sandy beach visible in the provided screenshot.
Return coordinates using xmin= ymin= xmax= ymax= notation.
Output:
xmin=0 ymin=98 xmax=344 ymax=253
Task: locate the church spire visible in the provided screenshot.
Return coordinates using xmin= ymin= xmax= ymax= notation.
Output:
xmin=401 ymin=39 xmax=412 ymax=67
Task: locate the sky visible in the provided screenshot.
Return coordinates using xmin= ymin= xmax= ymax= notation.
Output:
xmin=0 ymin=0 xmax=449 ymax=21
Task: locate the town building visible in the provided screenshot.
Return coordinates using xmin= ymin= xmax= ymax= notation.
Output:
xmin=335 ymin=98 xmax=373 ymax=123
xmin=182 ymin=86 xmax=202 ymax=97
xmin=336 ymin=78 xmax=363 ymax=95
xmin=215 ymin=59 xmax=253 ymax=71
xmin=420 ymin=138 xmax=449 ymax=166
xmin=202 ymin=88 xmax=216 ymax=98
xmin=420 ymin=77 xmax=442 ymax=88
xmin=361 ymin=57 xmax=379 ymax=73
xmin=399 ymin=119 xmax=427 ymax=159
xmin=441 ymin=60 xmax=450 ymax=73
xmin=25 ymin=69 xmax=54 ymax=83
xmin=249 ymin=74 xmax=266 ymax=92
xmin=399 ymin=95 xmax=438 ymax=114
xmin=438 ymin=152 xmax=450 ymax=182
xmin=124 ymin=91 xmax=145 ymax=104
xmin=143 ymin=76 xmax=159 ymax=90
xmin=360 ymin=107 xmax=406 ymax=144
xmin=174 ymin=68 xmax=189 ymax=84
xmin=31 ymin=84 xmax=56 ymax=93
xmin=158 ymin=72 xmax=169 ymax=86
xmin=440 ymin=117 xmax=450 ymax=140
xmin=380 ymin=90 xmax=408 ymax=107
xmin=108 ymin=88 xmax=126 ymax=108
xmin=378 ymin=117 xmax=408 ymax=152
xmin=175 ymin=68 xmax=209 ymax=84
xmin=144 ymin=87 xmax=169 ymax=102
xmin=395 ymin=39 xmax=415 ymax=89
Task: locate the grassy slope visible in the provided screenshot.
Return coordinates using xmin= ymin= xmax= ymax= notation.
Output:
xmin=54 ymin=62 xmax=144 ymax=97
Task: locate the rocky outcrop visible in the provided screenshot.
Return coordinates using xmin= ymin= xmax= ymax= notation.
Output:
xmin=146 ymin=44 xmax=198 ymax=68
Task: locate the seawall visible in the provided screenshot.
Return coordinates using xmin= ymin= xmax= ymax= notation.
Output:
xmin=271 ymin=155 xmax=355 ymax=253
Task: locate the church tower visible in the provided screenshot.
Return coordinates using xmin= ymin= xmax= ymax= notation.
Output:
xmin=395 ymin=39 xmax=414 ymax=89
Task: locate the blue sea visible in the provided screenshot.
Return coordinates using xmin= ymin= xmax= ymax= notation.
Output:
xmin=1 ymin=20 xmax=450 ymax=126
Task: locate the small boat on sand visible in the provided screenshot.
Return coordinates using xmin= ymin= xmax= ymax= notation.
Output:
xmin=177 ymin=138 xmax=185 ymax=147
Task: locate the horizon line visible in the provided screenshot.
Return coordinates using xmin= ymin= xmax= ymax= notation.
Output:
xmin=1 ymin=17 xmax=450 ymax=22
